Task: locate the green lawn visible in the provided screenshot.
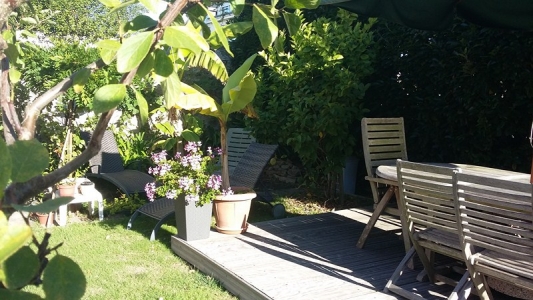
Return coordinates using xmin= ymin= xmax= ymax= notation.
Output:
xmin=20 ymin=191 xmax=370 ymax=299
xmin=23 ymin=215 xmax=236 ymax=300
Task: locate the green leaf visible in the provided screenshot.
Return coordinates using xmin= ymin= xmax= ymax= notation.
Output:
xmin=21 ymin=17 xmax=37 ymax=25
xmin=96 ymin=39 xmax=121 ymax=65
xmin=224 ymin=22 xmax=254 ymax=39
xmin=8 ymin=68 xmax=21 ymax=84
xmin=43 ymin=255 xmax=86 ymax=300
xmin=253 ymin=4 xmax=278 ymax=49
xmin=136 ymin=52 xmax=154 ymax=79
xmin=199 ymin=2 xmax=233 ymax=57
xmin=124 ymin=15 xmax=158 ymax=32
xmin=0 ymin=139 xmax=11 ymax=199
xmin=181 ymin=130 xmax=200 ymax=142
xmin=163 ymin=138 xmax=177 ymax=151
xmin=229 ymin=0 xmax=245 ymax=16
xmin=139 ymin=0 xmax=163 ymax=15
xmin=98 ymin=0 xmax=121 ymax=8
xmin=174 ymin=83 xmax=219 ymax=112
xmin=186 ymin=5 xmax=210 ymax=38
xmin=222 ymin=73 xmax=257 ymax=120
xmin=132 ymin=87 xmax=149 ymax=126
xmin=2 ymin=246 xmax=39 ymax=289
xmin=9 ymin=139 xmax=49 ymax=183
xmin=116 ymin=31 xmax=154 ymax=73
xmin=162 ymin=72 xmax=182 ymax=109
xmin=0 ymin=289 xmax=42 ymax=300
xmin=0 ymin=216 xmax=32 ymax=265
xmin=4 ymin=43 xmax=18 ymax=64
xmin=12 ymin=197 xmax=73 ymax=214
xmin=283 ymin=12 xmax=301 ymax=36
xmin=110 ymin=0 xmax=136 ymax=14
xmin=72 ymin=69 xmax=91 ymax=94
xmin=284 ymin=0 xmax=319 ymax=9
xmin=93 ymin=84 xmax=127 ymax=114
xmin=154 ymin=122 xmax=174 ymax=136
xmin=153 ymin=49 xmax=174 ymax=77
xmin=163 ymin=26 xmax=209 ymax=55
xmin=223 ymin=54 xmax=257 ymax=103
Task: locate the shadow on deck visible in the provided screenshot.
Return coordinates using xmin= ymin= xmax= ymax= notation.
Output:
xmin=171 ymin=208 xmax=459 ymax=300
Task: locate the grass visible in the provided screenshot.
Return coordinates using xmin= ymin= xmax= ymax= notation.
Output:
xmin=19 ymin=186 xmax=373 ymax=299
xmin=22 ymin=215 xmax=236 ymax=300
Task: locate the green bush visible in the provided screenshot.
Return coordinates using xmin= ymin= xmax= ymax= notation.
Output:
xmin=249 ymin=11 xmax=376 ymax=193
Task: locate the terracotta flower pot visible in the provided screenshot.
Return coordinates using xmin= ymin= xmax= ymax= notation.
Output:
xmin=213 ymin=187 xmax=256 ymax=235
xmin=57 ymin=184 xmax=76 ymax=197
xmin=36 ymin=212 xmax=54 ymax=227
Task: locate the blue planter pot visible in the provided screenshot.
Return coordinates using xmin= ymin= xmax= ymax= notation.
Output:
xmin=174 ymin=195 xmax=213 ymax=241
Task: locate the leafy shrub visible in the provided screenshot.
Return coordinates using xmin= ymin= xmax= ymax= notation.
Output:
xmin=106 ymin=194 xmax=147 ymax=215
xmin=249 ymin=11 xmax=376 ymax=193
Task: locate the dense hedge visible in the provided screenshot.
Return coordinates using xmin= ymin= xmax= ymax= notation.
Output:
xmin=364 ymin=19 xmax=533 ymax=173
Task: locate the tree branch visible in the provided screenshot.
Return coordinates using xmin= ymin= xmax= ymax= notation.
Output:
xmin=3 ymin=0 xmax=191 ymax=206
xmin=1 ymin=53 xmax=20 ymax=144
xmin=20 ymin=59 xmax=107 ymax=140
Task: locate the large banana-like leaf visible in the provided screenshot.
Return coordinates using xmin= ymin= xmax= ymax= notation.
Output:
xmin=186 ymin=50 xmax=228 ymax=82
xmin=174 ymin=83 xmax=220 ymax=114
xmin=221 ymin=73 xmax=257 ymax=121
xmin=222 ymin=54 xmax=257 ymax=103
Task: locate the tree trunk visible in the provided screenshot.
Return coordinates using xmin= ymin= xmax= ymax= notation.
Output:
xmin=219 ymin=121 xmax=230 ymax=190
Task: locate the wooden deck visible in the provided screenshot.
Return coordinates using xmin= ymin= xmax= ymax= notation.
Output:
xmin=171 ymin=208 xmax=459 ymax=300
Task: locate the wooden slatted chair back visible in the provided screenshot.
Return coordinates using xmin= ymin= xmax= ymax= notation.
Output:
xmin=453 ymin=173 xmax=533 ymax=297
xmin=362 ymin=117 xmax=408 ymax=179
xmin=397 ymin=160 xmax=459 ymax=234
xmin=226 ymin=128 xmax=256 ymax=175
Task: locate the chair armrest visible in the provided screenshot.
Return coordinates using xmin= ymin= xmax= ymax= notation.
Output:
xmin=365 ymin=176 xmax=397 ymax=186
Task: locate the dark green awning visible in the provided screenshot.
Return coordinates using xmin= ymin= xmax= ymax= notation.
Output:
xmin=320 ymin=0 xmax=533 ymax=30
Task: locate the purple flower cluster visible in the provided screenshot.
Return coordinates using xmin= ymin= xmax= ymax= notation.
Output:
xmin=178 ymin=177 xmax=194 ymax=191
xmin=185 ymin=194 xmax=200 ymax=205
xmin=144 ymin=141 xmax=221 ymax=206
xmin=151 ymin=150 xmax=167 ymax=164
xmin=207 ymin=174 xmax=222 ymax=190
xmin=145 ymin=182 xmax=157 ymax=201
xmin=180 ymin=154 xmax=202 ymax=171
xmin=184 ymin=141 xmax=201 ymax=153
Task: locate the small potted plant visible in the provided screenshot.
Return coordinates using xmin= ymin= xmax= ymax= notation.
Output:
xmin=57 ymin=177 xmax=77 ymax=197
xmin=144 ymin=141 xmax=224 ymax=241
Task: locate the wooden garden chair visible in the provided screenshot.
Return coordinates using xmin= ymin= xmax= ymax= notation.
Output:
xmin=453 ymin=172 xmax=533 ymax=300
xmin=357 ymin=117 xmax=410 ymax=249
xmin=384 ymin=160 xmax=471 ymax=300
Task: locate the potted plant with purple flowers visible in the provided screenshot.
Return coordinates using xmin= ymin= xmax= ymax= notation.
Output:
xmin=144 ymin=141 xmax=225 ymax=241
xmin=170 ymin=54 xmax=259 ymax=234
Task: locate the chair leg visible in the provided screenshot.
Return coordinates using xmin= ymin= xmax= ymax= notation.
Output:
xmin=127 ymin=211 xmax=140 ymax=230
xmin=395 ymin=187 xmax=412 ymax=253
xmin=384 ymin=247 xmax=418 ymax=297
xmin=149 ymin=212 xmax=174 ymax=242
xmin=357 ymin=186 xmax=395 ymax=248
xmin=449 ymin=272 xmax=472 ymax=300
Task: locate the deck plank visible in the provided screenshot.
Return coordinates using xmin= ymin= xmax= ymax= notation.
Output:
xmin=171 ymin=207 xmax=462 ymax=300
